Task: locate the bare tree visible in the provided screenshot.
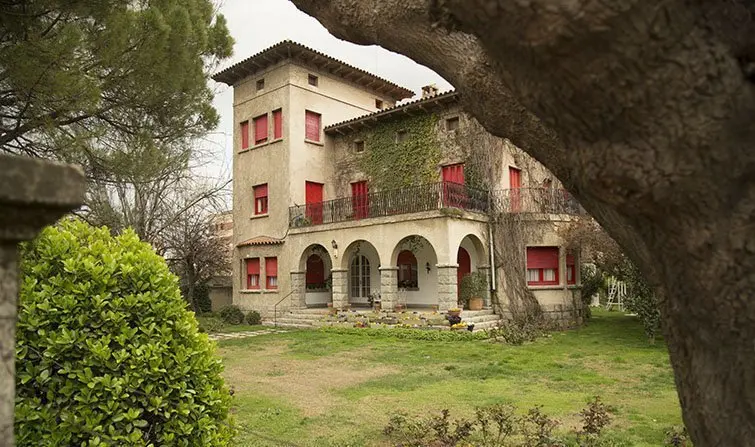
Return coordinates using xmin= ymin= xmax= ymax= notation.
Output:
xmin=162 ymin=187 xmax=231 ymax=313
xmin=289 ymin=1 xmax=755 ymax=444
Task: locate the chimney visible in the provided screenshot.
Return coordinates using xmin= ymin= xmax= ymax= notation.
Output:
xmin=421 ymin=84 xmax=439 ymax=99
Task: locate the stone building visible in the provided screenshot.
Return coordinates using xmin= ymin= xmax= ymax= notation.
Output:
xmin=212 ymin=40 xmax=584 ymax=323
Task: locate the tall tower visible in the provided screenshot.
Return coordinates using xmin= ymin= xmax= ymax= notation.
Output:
xmin=212 ymin=41 xmax=413 ymax=313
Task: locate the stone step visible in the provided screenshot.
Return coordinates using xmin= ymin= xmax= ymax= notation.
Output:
xmin=286 ymin=308 xmax=330 ymax=314
xmin=463 ymin=314 xmax=502 ymax=324
xmin=453 ymin=309 xmax=495 ymax=317
xmin=471 ymin=321 xmax=502 ymax=332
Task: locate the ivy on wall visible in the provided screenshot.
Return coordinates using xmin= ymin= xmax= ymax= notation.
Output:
xmin=354 ymin=114 xmax=442 ymax=190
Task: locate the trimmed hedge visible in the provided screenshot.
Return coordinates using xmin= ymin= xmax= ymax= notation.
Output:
xmin=245 ymin=310 xmax=262 ymax=326
xmin=317 ymin=325 xmax=488 ymax=341
xmin=15 ymin=220 xmax=234 ymax=446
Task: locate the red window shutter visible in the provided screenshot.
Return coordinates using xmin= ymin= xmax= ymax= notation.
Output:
xmin=254 ymin=114 xmax=268 ymax=144
xmin=246 ymin=258 xmax=260 ymax=289
xmin=509 ymin=167 xmax=522 ymax=188
xmin=265 ymin=257 xmax=277 ymax=276
xmin=265 ymin=257 xmax=278 ymax=289
xmin=442 ymin=164 xmax=464 ymax=184
xmin=305 ymin=181 xmax=324 ymax=224
xmin=566 ymin=252 xmax=575 ymax=267
xmin=305 ymin=111 xmax=321 ymax=142
xmin=254 ymin=184 xmax=268 ymax=199
xmin=306 ymin=255 xmax=325 ymax=285
xmin=246 ymin=258 xmax=260 ymax=274
xmin=273 ymin=109 xmax=282 ymax=139
xmin=240 ymin=121 xmax=249 ymax=149
xmin=351 ymin=181 xmax=369 ymax=219
xmin=526 ymin=247 xmax=559 ymax=269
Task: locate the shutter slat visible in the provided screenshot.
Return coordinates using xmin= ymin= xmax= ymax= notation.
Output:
xmin=246 ymin=258 xmax=260 ymax=274
xmin=526 ymin=247 xmax=559 ymax=269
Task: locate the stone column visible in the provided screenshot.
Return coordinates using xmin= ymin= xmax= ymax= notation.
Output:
xmin=477 ymin=265 xmax=492 ymax=308
xmin=331 ymin=269 xmax=348 ymax=310
xmin=0 ymin=155 xmax=85 ymax=446
xmin=379 ymin=267 xmax=398 ymax=311
xmin=436 ymin=264 xmax=459 ymax=311
xmin=290 ymin=271 xmax=306 ymax=308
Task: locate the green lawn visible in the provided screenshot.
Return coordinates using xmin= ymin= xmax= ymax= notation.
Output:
xmin=217 ymin=310 xmax=682 ymax=446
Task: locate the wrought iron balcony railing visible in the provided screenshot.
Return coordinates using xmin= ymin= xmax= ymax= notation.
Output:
xmin=288 ymin=183 xmax=585 ymax=228
xmin=289 ymin=182 xmax=489 ymax=228
xmin=490 ymin=188 xmax=585 ymax=215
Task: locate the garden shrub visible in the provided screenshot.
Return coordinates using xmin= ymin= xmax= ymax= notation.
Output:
xmin=245 ymin=310 xmax=262 ymax=325
xmin=318 ymin=325 xmax=487 ymax=341
xmin=15 ymin=220 xmax=234 ymax=446
xmin=664 ymin=426 xmax=692 ymax=446
xmin=383 ymin=398 xmax=625 ymax=447
xmin=219 ymin=305 xmax=244 ymax=325
xmin=198 ymin=316 xmax=225 ymax=333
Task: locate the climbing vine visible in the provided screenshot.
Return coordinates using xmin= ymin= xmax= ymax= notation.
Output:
xmin=353 ymin=114 xmax=442 ymax=190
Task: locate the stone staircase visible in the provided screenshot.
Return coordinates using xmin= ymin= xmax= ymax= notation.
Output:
xmin=265 ymin=307 xmax=503 ymax=332
xmin=264 ymin=307 xmax=329 ymax=328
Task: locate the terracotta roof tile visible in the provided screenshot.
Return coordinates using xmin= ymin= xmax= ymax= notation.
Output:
xmin=212 ymin=40 xmax=413 ymax=101
xmin=237 ymin=236 xmax=285 ymax=247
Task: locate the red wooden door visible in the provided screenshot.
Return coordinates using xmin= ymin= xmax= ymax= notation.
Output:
xmin=351 ymin=181 xmax=369 ymax=219
xmin=456 ymin=247 xmax=471 ymax=302
xmin=509 ymin=167 xmax=522 ymax=212
xmin=305 ymin=181 xmax=324 ymax=224
xmin=442 ymin=164 xmax=466 ymax=208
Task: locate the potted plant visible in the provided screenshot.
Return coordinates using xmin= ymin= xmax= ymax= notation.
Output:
xmin=459 ymin=271 xmax=487 ymax=311
xmin=447 ymin=307 xmax=462 ymax=318
xmin=450 ymin=321 xmax=468 ymax=331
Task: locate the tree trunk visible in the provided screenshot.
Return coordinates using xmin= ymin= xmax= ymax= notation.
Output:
xmin=289 ymin=1 xmax=755 ymax=444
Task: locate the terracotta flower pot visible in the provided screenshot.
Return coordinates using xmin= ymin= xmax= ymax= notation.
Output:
xmin=468 ymin=297 xmax=483 ymax=311
xmin=447 ymin=309 xmax=461 ymax=318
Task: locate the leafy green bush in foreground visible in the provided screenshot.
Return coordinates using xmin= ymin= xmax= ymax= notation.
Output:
xmin=15 ymin=220 xmax=234 ymax=446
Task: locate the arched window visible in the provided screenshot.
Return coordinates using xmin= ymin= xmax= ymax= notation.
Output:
xmin=306 ymin=254 xmax=325 ymax=290
xmin=397 ymin=250 xmax=418 ymax=289
xmin=350 ymin=255 xmax=370 ymax=299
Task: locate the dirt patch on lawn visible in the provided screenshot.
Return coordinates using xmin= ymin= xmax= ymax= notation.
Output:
xmin=221 ymin=342 xmax=399 ymax=416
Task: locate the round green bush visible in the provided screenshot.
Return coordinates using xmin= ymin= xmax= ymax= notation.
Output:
xmin=218 ymin=305 xmax=244 ymax=325
xmin=245 ymin=310 xmax=262 ymax=326
xmin=15 ymin=220 xmax=234 ymax=446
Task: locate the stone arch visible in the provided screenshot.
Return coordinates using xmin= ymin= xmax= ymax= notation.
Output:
xmin=457 ymin=233 xmax=487 ymax=267
xmin=298 ymin=244 xmax=333 ymax=306
xmin=390 ymin=235 xmax=439 ymax=308
xmin=341 ymin=240 xmax=381 ymax=305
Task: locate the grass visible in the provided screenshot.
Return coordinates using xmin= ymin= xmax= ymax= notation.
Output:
xmin=217 ymin=310 xmax=682 ymax=446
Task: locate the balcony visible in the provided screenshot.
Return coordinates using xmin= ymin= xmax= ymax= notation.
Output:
xmin=288 ymin=183 xmax=584 ymax=228
xmin=490 ymin=188 xmax=585 ymax=215
xmin=289 ymin=182 xmax=488 ymax=228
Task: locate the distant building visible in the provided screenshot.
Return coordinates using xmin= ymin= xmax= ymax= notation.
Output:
xmin=207 ymin=211 xmax=233 ymax=311
xmin=212 ymin=41 xmax=583 ymax=323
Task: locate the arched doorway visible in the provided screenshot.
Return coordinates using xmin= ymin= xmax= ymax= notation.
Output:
xmin=298 ymin=244 xmax=333 ymax=307
xmin=341 ymin=240 xmax=381 ymax=306
xmin=457 ymin=247 xmax=471 ymax=301
xmin=350 ymin=255 xmax=371 ymax=301
xmin=390 ymin=235 xmax=439 ymax=308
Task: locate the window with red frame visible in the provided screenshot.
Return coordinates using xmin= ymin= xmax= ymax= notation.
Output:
xmin=273 ymin=109 xmax=283 ymax=139
xmin=265 ymin=257 xmax=278 ymax=289
xmin=253 ymin=114 xmax=268 ymax=144
xmin=254 ymin=184 xmax=268 ymax=215
xmin=240 ymin=121 xmax=249 ymax=150
xmin=397 ymin=250 xmax=418 ymax=289
xmin=245 ymin=258 xmax=260 ymax=289
xmin=526 ymin=247 xmax=559 ymax=286
xmin=305 ymin=110 xmax=321 ymax=142
xmin=306 ymin=254 xmax=325 ymax=289
xmin=566 ymin=251 xmax=577 ymax=285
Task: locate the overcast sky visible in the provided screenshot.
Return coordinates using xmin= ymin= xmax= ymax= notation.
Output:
xmin=204 ymin=0 xmax=453 ymax=181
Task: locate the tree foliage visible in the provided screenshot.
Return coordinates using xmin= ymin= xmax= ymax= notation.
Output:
xmin=0 ymin=0 xmax=232 ymax=160
xmin=15 ymin=220 xmax=234 ymax=446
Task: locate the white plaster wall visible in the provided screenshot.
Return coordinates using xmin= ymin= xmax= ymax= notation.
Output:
xmin=305 ymin=291 xmax=331 ymax=306
xmin=396 ymin=240 xmax=439 ymax=306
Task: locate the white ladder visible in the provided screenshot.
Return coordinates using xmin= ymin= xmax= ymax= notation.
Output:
xmin=605 ymin=277 xmax=627 ymax=311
